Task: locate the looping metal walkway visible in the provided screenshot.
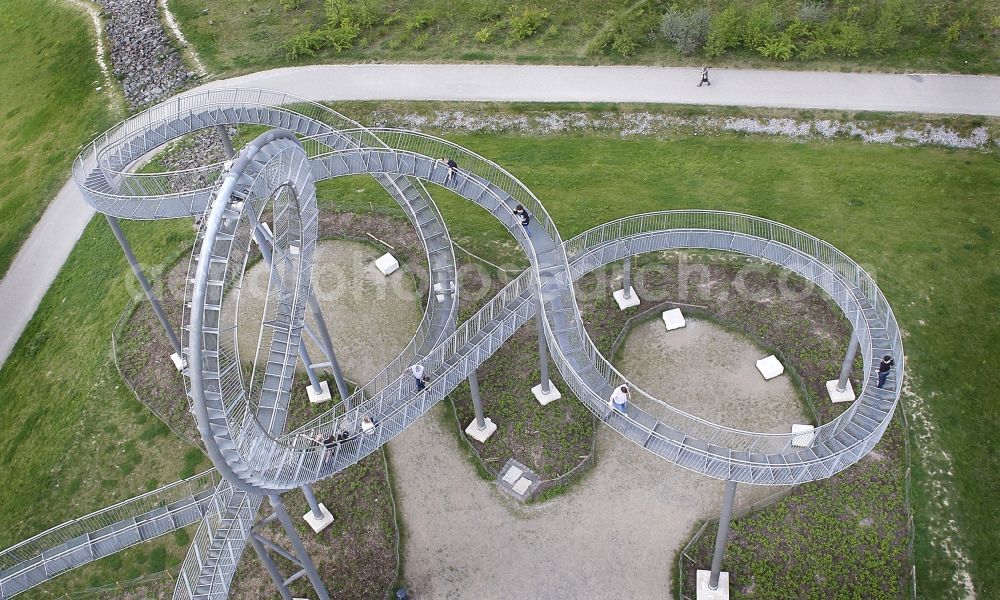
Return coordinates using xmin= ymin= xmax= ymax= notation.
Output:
xmin=0 ymin=88 xmax=903 ymax=599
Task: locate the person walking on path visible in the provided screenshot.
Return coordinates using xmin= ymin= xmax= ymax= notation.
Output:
xmin=608 ymin=384 xmax=631 ymax=414
xmin=440 ymin=157 xmax=459 ymax=185
xmin=877 ymin=355 xmax=895 ymax=388
xmin=698 ymin=66 xmax=710 ymax=87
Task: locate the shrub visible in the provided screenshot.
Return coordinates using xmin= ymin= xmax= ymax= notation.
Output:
xmin=757 ymin=32 xmax=796 ymax=59
xmin=326 ymin=18 xmax=362 ymax=51
xmin=406 ymin=10 xmax=435 ymax=31
xmin=508 ymin=7 xmax=550 ymax=42
xmin=828 ymin=19 xmax=865 ymax=56
xmin=661 ymin=7 xmax=711 ymax=56
xmin=744 ymin=2 xmax=781 ymax=49
xmin=474 ymin=26 xmax=493 ymax=43
xmin=413 ymin=32 xmax=430 ymax=49
xmin=279 ymin=0 xmax=300 ymax=10
xmin=704 ymin=6 xmax=743 ymax=57
xmin=797 ymin=1 xmax=829 ymax=25
xmin=870 ymin=0 xmax=915 ymax=54
xmin=284 ymin=28 xmax=330 ymax=59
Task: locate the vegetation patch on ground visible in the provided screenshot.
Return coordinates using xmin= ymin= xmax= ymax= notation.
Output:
xmin=171 ymin=0 xmax=1000 ymax=76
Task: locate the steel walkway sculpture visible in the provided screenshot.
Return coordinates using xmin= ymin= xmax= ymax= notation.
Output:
xmin=0 ymin=88 xmax=903 ymax=599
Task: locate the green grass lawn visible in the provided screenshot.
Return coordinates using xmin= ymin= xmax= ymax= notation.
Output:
xmin=0 ymin=0 xmax=118 ymax=277
xmin=171 ymin=0 xmax=1000 ymax=75
xmin=0 ymin=215 xmax=212 ymax=595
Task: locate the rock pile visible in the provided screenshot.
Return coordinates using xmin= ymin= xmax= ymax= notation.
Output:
xmin=98 ymin=0 xmax=195 ymax=107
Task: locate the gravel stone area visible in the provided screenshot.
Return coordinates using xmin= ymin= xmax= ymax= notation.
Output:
xmin=365 ymin=109 xmax=997 ymax=150
xmin=97 ymin=0 xmax=193 ymax=106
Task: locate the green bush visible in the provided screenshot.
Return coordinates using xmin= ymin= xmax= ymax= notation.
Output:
xmin=507 ymin=6 xmax=550 ymax=42
xmin=661 ymin=7 xmax=711 ymax=56
xmin=284 ymin=28 xmax=331 ymax=59
xmin=704 ymin=6 xmax=743 ymax=57
xmin=474 ymin=26 xmax=494 ymax=43
xmin=828 ymin=18 xmax=865 ymax=56
xmin=279 ymin=0 xmax=300 ymax=11
xmin=743 ymin=2 xmax=781 ymax=49
xmin=406 ymin=10 xmax=435 ymax=31
xmin=326 ymin=18 xmax=362 ymax=51
xmin=758 ymin=32 xmax=796 ymax=59
xmin=797 ymin=1 xmax=829 ymax=25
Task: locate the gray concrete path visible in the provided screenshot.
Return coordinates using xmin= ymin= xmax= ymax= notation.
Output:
xmin=2 ymin=63 xmax=998 ymax=366
xmin=206 ymin=64 xmax=1000 ymax=117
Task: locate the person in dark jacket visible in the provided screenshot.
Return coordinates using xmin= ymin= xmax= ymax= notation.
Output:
xmin=877 ymin=355 xmax=895 ymax=388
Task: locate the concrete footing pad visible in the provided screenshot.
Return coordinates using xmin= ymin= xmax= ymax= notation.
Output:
xmin=302 ymin=503 xmax=334 ymax=533
xmin=531 ymin=382 xmax=561 ymax=405
xmin=307 ymin=380 xmax=332 ymax=403
xmin=613 ymin=287 xmax=641 ymax=310
xmin=826 ymin=379 xmax=856 ymax=403
xmin=465 ymin=417 xmax=497 ymax=442
xmin=696 ymin=570 xmax=729 ymax=600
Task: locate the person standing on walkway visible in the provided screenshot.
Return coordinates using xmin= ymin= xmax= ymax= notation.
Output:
xmin=608 ymin=384 xmax=631 ymax=414
xmin=406 ymin=363 xmax=426 ymax=391
xmin=513 ymin=204 xmax=531 ymax=234
xmin=877 ymin=355 xmax=895 ymax=388
xmin=698 ymin=66 xmax=710 ymax=87
xmin=440 ymin=157 xmax=459 ymax=185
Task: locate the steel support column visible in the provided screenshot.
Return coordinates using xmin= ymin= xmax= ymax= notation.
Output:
xmin=622 ymin=255 xmax=632 ymax=299
xmin=709 ymin=480 xmax=738 ymax=590
xmin=269 ymin=494 xmax=331 ymax=600
xmin=298 ymin=339 xmax=322 ymax=391
xmin=216 ymin=125 xmax=235 ymax=159
xmin=106 ymin=215 xmax=181 ymax=356
xmin=469 ymin=369 xmax=486 ymax=430
xmin=249 ymin=532 xmax=294 ymax=600
xmin=533 ymin=283 xmax=551 ymax=394
xmin=836 ymin=335 xmax=860 ymax=392
xmin=301 ymin=484 xmax=324 ymax=520
xmin=306 ymin=294 xmax=350 ymax=402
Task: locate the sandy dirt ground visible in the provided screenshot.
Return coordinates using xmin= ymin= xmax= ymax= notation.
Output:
xmin=389 ymin=317 xmax=805 ymax=599
xmin=237 ymin=240 xmax=424 ymax=385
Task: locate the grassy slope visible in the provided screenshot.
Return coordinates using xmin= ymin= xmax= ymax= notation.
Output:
xmin=0 ymin=216 xmax=212 ymax=594
xmin=0 ymin=0 xmax=117 ymax=277
xmin=321 ymin=132 xmax=1000 ymax=598
xmin=170 ymin=0 xmax=1000 ymax=75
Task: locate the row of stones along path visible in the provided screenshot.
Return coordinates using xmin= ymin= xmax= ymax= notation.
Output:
xmin=264 ymin=240 xmax=805 ymax=598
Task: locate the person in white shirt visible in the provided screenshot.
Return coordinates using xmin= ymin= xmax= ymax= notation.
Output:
xmin=361 ymin=414 xmax=377 ymax=434
xmin=406 ymin=363 xmax=426 ymax=391
xmin=608 ymin=384 xmax=630 ymax=414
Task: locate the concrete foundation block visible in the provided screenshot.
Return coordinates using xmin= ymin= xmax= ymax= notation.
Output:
xmin=465 ymin=417 xmax=497 ymax=442
xmin=613 ymin=287 xmax=641 ymax=310
xmin=302 ymin=503 xmax=334 ymax=533
xmin=531 ymin=381 xmax=561 ymax=405
xmin=375 ymin=253 xmax=399 ymax=276
xmin=826 ymin=379 xmax=856 ymax=403
xmin=662 ymin=308 xmax=686 ymax=331
xmin=307 ymin=380 xmax=332 ymax=403
xmin=169 ymin=352 xmax=186 ymax=372
xmin=696 ymin=570 xmax=729 ymax=600
xmin=755 ymin=355 xmax=784 ymax=380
